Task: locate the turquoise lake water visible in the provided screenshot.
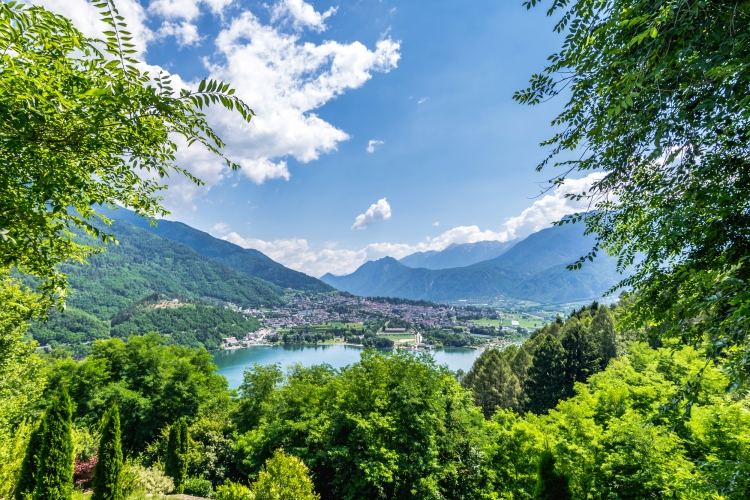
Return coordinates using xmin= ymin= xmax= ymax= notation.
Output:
xmin=213 ymin=344 xmax=483 ymax=389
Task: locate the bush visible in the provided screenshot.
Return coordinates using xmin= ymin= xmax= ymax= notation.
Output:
xmin=184 ymin=476 xmax=213 ymax=498
xmin=214 ymin=479 xmax=251 ymax=500
xmin=126 ymin=464 xmax=174 ymax=496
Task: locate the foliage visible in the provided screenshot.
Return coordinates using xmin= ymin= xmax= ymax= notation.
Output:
xmin=234 ymin=350 xmax=487 ymax=500
xmin=215 ymin=479 xmax=251 ymax=500
xmin=422 ymin=328 xmax=479 ymax=347
xmin=533 ymin=450 xmax=572 ymax=500
xmin=183 ymin=476 xmax=214 ymax=498
xmin=164 ymin=420 xmax=189 ymax=493
xmin=14 ymin=423 xmax=42 ymax=500
xmin=92 ymin=404 xmax=124 ymax=500
xmin=251 ymin=449 xmax=320 ymax=500
xmin=235 ymin=364 xmax=283 ymax=434
xmin=33 ymin=389 xmax=74 ymax=500
xmin=517 ymin=0 xmax=750 ymax=388
xmin=0 ymin=0 xmax=253 ymax=310
xmin=43 ymin=333 xmax=229 ymax=455
xmin=461 ymin=348 xmax=522 ymax=417
xmin=524 ymin=335 xmax=568 ymax=415
xmin=124 ymin=465 xmax=173 ymax=496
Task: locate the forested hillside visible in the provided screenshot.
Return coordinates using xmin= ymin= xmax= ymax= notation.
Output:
xmin=98 ymin=206 xmax=333 ymax=292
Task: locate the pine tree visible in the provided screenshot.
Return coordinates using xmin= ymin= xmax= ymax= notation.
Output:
xmin=533 ymin=450 xmax=572 ymax=500
xmin=524 ymin=335 xmax=567 ymax=415
xmin=33 ymin=389 xmax=74 ymax=500
xmin=164 ymin=420 xmax=188 ymax=493
xmin=560 ymin=318 xmax=599 ymax=398
xmin=590 ymin=306 xmax=617 ymax=369
xmin=14 ymin=423 xmax=43 ymax=500
xmin=91 ymin=404 xmax=123 ymax=500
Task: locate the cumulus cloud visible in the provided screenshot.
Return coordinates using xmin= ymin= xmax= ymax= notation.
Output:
xmin=433 ymin=221 xmax=440 ymax=227
xmin=351 ymin=198 xmax=392 ymax=230
xmin=366 ymin=140 xmax=384 ymax=153
xmin=157 ymin=21 xmax=203 ymax=46
xmin=271 ymin=0 xmax=338 ymax=32
xmin=220 ymin=173 xmax=606 ymax=276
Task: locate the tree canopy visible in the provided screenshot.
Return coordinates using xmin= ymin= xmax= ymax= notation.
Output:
xmin=516 ymin=0 xmax=750 ymax=389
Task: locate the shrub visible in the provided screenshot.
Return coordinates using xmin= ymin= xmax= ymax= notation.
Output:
xmin=214 ymin=479 xmax=251 ymax=500
xmin=184 ymin=476 xmax=213 ymax=498
xmin=126 ymin=464 xmax=174 ymax=496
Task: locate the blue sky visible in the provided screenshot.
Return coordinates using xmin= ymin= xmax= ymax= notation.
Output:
xmin=42 ymin=0 xmax=600 ymax=276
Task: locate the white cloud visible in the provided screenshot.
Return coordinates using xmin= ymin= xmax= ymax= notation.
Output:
xmin=149 ymin=0 xmax=234 ymax=21
xmin=182 ymin=9 xmax=400 ymax=192
xmin=433 ymin=221 xmax=440 ymax=227
xmin=271 ymin=0 xmax=338 ymax=32
xmin=418 ymin=97 xmax=428 ymax=104
xmin=351 ymin=198 xmax=391 ymax=230
xmin=158 ymin=21 xmax=203 ymax=46
xmin=210 ymin=222 xmax=231 ymax=234
xmin=34 ymin=0 xmax=153 ymax=57
xmin=366 ymin=139 xmax=384 ymax=153
xmin=219 ymin=173 xmax=606 ymax=276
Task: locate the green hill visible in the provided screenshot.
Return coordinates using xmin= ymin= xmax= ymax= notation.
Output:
xmin=98 ymin=206 xmax=333 ymax=292
xmin=26 ymin=219 xmax=281 ymax=352
xmin=60 ymin=219 xmax=284 ymax=319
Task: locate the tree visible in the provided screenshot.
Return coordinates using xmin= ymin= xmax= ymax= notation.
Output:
xmin=590 ymin=307 xmax=617 ymax=369
xmin=533 ymin=450 xmax=572 ymax=500
xmin=91 ymin=404 xmax=123 ymax=500
xmin=14 ymin=423 xmax=43 ymax=500
xmin=33 ymin=389 xmax=74 ymax=500
xmin=560 ymin=318 xmax=599 ymax=397
xmin=164 ymin=420 xmax=189 ymax=493
xmin=251 ymin=450 xmax=320 ymax=500
xmin=461 ymin=349 xmax=520 ymax=418
xmin=524 ymin=335 xmax=567 ymax=415
xmin=235 ymin=364 xmax=283 ymax=433
xmin=516 ymin=0 xmax=750 ymax=390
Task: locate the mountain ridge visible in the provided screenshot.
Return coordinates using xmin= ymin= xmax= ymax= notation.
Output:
xmin=398 ymin=240 xmax=517 ymax=270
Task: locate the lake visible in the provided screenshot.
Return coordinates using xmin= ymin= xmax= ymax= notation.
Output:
xmin=213 ymin=344 xmax=483 ymax=389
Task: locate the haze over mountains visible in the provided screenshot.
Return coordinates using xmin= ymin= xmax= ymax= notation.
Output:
xmin=321 ymin=222 xmax=625 ymax=303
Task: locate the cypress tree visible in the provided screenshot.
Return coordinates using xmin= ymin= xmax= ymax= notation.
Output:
xmin=14 ymin=422 xmax=43 ymax=500
xmin=164 ymin=420 xmax=189 ymax=493
xmin=33 ymin=389 xmax=74 ymax=500
xmin=91 ymin=404 xmax=123 ymax=500
xmin=524 ymin=335 xmax=568 ymax=414
xmin=533 ymin=450 xmax=572 ymax=500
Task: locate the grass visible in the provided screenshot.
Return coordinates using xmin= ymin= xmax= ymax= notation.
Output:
xmin=471 ymin=314 xmax=547 ymax=329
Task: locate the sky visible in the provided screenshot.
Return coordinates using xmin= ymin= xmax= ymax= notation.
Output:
xmin=39 ymin=0 xmax=600 ymax=277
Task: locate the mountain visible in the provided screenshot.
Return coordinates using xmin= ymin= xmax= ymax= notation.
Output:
xmin=97 ymin=206 xmax=333 ymax=292
xmin=60 ymin=219 xmax=285 ymax=319
xmin=399 ymin=240 xmax=516 ymax=270
xmin=321 ymin=222 xmax=624 ymax=303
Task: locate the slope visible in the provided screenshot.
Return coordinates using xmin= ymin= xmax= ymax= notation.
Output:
xmin=321 ymin=222 xmax=624 ymax=303
xmin=399 ymin=240 xmax=517 ymax=270
xmin=60 ymin=219 xmax=285 ymax=320
xmin=97 ymin=206 xmax=332 ymax=292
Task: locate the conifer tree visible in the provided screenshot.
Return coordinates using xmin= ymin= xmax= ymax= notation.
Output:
xmin=33 ymin=389 xmax=74 ymax=500
xmin=14 ymin=423 xmax=43 ymax=500
xmin=533 ymin=450 xmax=572 ymax=500
xmin=560 ymin=318 xmax=599 ymax=398
xmin=524 ymin=335 xmax=567 ymax=415
xmin=92 ymin=404 xmax=123 ymax=500
xmin=590 ymin=306 xmax=617 ymax=369
xmin=164 ymin=420 xmax=188 ymax=493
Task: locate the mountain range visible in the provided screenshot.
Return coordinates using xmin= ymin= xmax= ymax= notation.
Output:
xmin=398 ymin=240 xmax=516 ymax=270
xmin=321 ymin=222 xmax=625 ymax=303
xmin=97 ymin=206 xmax=333 ymax=293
